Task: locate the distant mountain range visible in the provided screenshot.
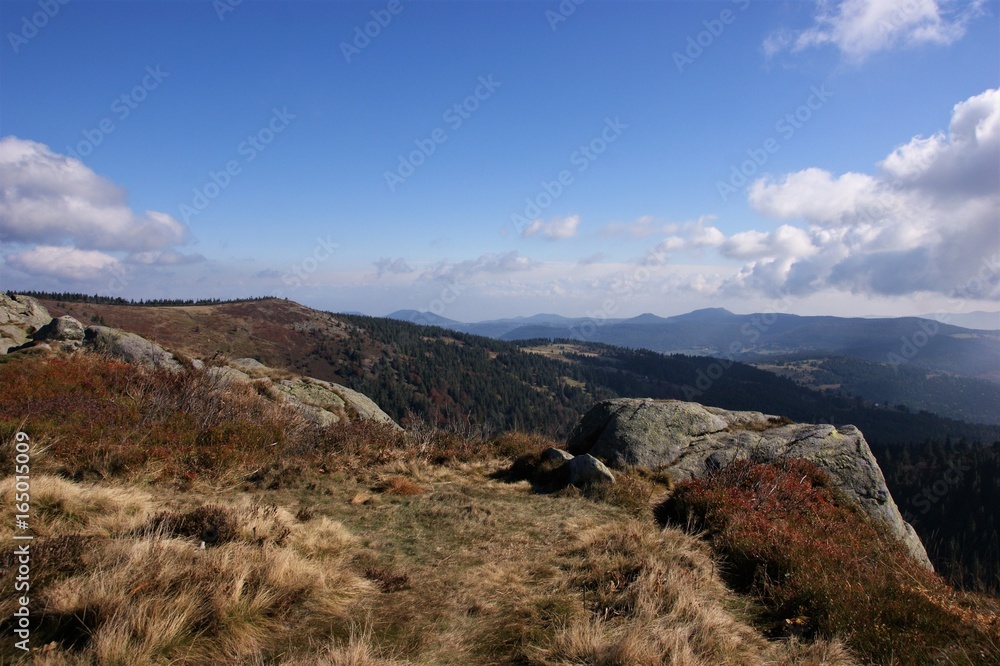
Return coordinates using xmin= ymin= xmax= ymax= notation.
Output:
xmin=387 ymin=308 xmax=1000 ymax=382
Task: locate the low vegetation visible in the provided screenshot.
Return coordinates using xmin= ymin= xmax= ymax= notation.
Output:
xmin=658 ymin=458 xmax=1000 ymax=664
xmin=1 ymin=353 xmax=996 ymax=664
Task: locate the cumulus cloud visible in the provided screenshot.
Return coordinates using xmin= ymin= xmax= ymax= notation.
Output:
xmin=767 ymin=0 xmax=985 ymax=61
xmin=653 ymin=216 xmax=725 ymax=257
xmin=5 ymin=245 xmax=121 ymax=281
xmin=521 ymin=214 xmax=580 ymax=240
xmin=726 ymin=88 xmax=1000 ymax=301
xmin=880 ymin=88 xmax=1000 ymax=197
xmin=0 ymin=136 xmax=196 ymax=284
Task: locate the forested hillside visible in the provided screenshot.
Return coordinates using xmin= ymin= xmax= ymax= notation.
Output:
xmin=332 ymin=317 xmax=1000 ymax=446
xmin=870 ymin=439 xmax=1000 ymax=594
xmin=758 ymin=355 xmax=1000 ymax=425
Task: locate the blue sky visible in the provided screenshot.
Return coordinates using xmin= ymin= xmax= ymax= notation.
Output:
xmin=1 ymin=0 xmax=998 ymax=320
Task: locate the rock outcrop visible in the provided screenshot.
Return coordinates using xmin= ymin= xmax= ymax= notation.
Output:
xmin=567 ymin=398 xmax=932 ymax=569
xmin=0 ymin=293 xmax=51 ymax=353
xmin=84 ymin=326 xmax=184 ymax=372
xmin=211 ymin=358 xmax=401 ymax=430
xmin=272 ymin=377 xmax=400 ymax=429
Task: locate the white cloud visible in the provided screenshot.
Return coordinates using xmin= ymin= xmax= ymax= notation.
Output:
xmin=601 ymin=215 xmax=670 ymax=238
xmin=0 ymin=136 xmax=196 ymax=284
xmin=0 ymin=137 xmax=189 ymax=251
xmin=522 ymin=214 xmax=580 ymax=240
xmin=749 ymin=168 xmax=880 ymax=225
xmin=578 ymin=252 xmax=606 ymax=265
xmin=880 ymin=88 xmax=1000 ymax=196
xmin=5 ymin=245 xmax=121 ymax=281
xmin=769 ymin=0 xmax=985 ymax=61
xmin=729 ymin=88 xmax=1000 ymax=301
xmin=652 ymin=216 xmax=725 ymax=257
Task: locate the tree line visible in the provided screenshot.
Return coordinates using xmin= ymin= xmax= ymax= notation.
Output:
xmin=15 ymin=291 xmax=277 ymax=307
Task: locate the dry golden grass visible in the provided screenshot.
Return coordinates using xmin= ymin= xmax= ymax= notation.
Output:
xmin=0 ymin=476 xmax=369 ymax=665
xmin=521 ymin=522 xmax=855 ymax=666
xmin=0 ymin=475 xmax=152 ymax=541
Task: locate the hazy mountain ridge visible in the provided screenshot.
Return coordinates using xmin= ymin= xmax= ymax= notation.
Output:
xmin=390 ymin=308 xmax=1000 ymax=382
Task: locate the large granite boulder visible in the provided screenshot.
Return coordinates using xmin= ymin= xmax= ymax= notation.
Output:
xmin=206 ymin=359 xmax=400 ymax=430
xmin=84 ymin=326 xmax=184 ymax=372
xmin=273 ymin=377 xmax=401 ymax=429
xmin=0 ymin=293 xmax=51 ymax=353
xmin=567 ymin=398 xmax=932 ymax=569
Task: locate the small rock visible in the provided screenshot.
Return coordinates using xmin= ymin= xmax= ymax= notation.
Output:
xmin=566 ymin=454 xmax=615 ymax=487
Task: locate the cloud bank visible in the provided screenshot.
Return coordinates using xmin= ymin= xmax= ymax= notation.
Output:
xmin=0 ymin=136 xmax=199 ymax=284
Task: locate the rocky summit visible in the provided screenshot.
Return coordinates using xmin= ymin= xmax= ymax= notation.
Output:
xmin=566 ymin=398 xmax=932 ymax=569
xmin=0 ymin=295 xmax=399 ymax=430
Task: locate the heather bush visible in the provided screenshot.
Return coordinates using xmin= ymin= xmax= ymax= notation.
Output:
xmin=659 ymin=458 xmax=1000 ymax=664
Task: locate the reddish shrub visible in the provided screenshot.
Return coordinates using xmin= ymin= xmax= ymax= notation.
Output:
xmin=659 ymin=458 xmax=1000 ymax=664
